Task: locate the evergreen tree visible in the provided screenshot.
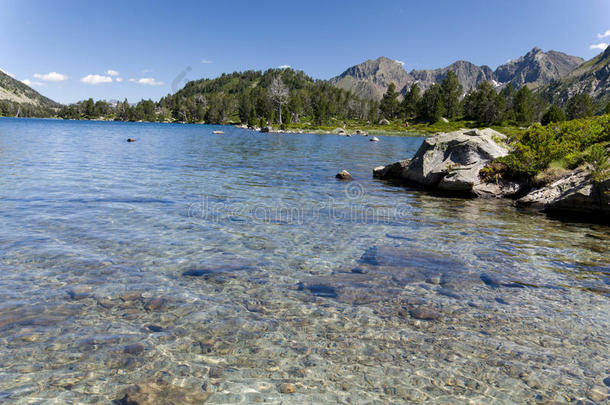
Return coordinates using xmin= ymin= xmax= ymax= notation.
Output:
xmin=417 ymin=84 xmax=445 ymax=123
xmin=83 ymin=98 xmax=95 ymax=119
xmin=566 ymin=93 xmax=595 ymax=120
xmin=541 ymin=105 xmax=566 ymax=125
xmin=247 ymin=108 xmax=257 ymax=128
xmin=379 ymin=82 xmax=400 ymax=119
xmin=440 ymin=71 xmax=462 ymax=119
xmin=463 ymin=82 xmax=504 ymax=125
xmin=401 ymin=83 xmax=421 ymax=119
xmin=512 ymin=86 xmax=536 ymax=124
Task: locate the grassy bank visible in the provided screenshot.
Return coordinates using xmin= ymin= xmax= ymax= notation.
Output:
xmin=280 ymin=118 xmax=525 ymax=137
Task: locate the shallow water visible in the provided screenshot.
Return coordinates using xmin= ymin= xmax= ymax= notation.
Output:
xmin=0 ymin=118 xmax=608 ymax=404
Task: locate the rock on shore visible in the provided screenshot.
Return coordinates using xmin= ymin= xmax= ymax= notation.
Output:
xmin=373 ymin=128 xmax=516 ymax=196
xmin=517 ymin=170 xmax=610 ymax=216
xmin=372 ymin=128 xmax=610 ymax=220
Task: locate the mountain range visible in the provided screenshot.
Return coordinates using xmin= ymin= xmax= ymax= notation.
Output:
xmin=1 ymin=46 xmax=609 ymax=115
xmin=330 ymin=48 xmax=585 ymax=99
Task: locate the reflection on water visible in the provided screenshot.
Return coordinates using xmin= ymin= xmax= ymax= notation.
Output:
xmin=0 ymin=118 xmax=608 ymax=403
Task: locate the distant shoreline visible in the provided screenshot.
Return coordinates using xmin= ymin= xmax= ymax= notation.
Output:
xmin=0 ymin=116 xmax=431 ymax=137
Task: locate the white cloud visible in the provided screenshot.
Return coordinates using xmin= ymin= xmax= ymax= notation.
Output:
xmin=142 ymin=69 xmax=153 ymax=73
xmin=128 ymin=78 xmax=136 ymax=82
xmin=278 ymin=65 xmax=291 ymax=69
xmin=0 ymin=68 xmax=15 ymax=78
xmin=136 ymin=77 xmax=164 ymax=86
xmin=394 ymin=60 xmax=405 ymax=66
xmin=590 ymin=42 xmax=609 ymax=50
xmin=115 ymin=77 xmax=123 ymax=82
xmin=201 ymin=59 xmax=213 ymax=64
xmin=106 ymin=69 xmax=119 ymax=76
xmin=33 ymin=71 xmax=68 ymax=82
xmin=597 ymin=30 xmax=610 ymax=39
xmin=21 ymin=79 xmax=43 ymax=86
xmin=80 ymin=74 xmax=113 ymax=84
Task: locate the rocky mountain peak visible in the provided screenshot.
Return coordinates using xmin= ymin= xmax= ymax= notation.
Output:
xmin=329 ymin=56 xmax=413 ymax=100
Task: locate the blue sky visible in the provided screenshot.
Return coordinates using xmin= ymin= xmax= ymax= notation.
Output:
xmin=1 ymin=0 xmax=609 ymax=104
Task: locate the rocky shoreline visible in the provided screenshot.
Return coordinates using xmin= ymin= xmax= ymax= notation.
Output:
xmin=372 ymin=128 xmax=610 ymax=222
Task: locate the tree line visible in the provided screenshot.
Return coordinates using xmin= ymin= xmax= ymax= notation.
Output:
xmin=381 ymin=71 xmax=610 ymax=126
xmin=45 ymin=68 xmax=610 ymax=126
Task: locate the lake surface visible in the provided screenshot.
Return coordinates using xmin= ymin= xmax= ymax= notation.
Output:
xmin=0 ymin=118 xmax=608 ymax=404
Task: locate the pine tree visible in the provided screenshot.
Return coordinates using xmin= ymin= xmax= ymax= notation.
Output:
xmin=566 ymin=93 xmax=595 ymax=120
xmin=463 ymin=82 xmax=504 ymax=125
xmin=418 ymin=84 xmax=445 ymax=124
xmin=401 ymin=83 xmax=421 ymax=119
xmin=513 ymin=86 xmax=536 ymax=124
xmin=379 ymin=83 xmax=400 ymax=119
xmin=541 ymin=105 xmax=566 ymax=125
xmin=440 ymin=71 xmax=462 ymax=119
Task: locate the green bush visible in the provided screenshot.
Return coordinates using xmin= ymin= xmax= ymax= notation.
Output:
xmin=586 ymin=144 xmax=610 ymax=183
xmin=495 ymin=115 xmax=610 ymax=180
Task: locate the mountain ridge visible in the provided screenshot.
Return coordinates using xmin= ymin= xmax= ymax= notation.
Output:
xmin=330 ymin=48 xmax=585 ymax=100
xmin=541 ymin=46 xmax=610 ymax=107
xmin=0 ymin=69 xmax=60 ymax=111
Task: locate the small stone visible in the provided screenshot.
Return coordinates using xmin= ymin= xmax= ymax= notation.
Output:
xmin=209 ymin=366 xmax=224 ymax=378
xmin=370 ymin=137 xmax=380 ymax=142
xmin=144 ymin=297 xmax=166 ymax=311
xmin=97 ymin=298 xmax=116 ymax=309
xmin=126 ymin=138 xmax=136 ymax=142
xmin=604 ymin=376 xmax=610 ymax=387
xmin=147 ymin=325 xmax=164 ymax=332
xmin=588 ymin=386 xmax=608 ymax=402
xmin=426 ymin=275 xmax=441 ymax=285
xmin=120 ymin=291 xmax=142 ymax=302
xmin=67 ymin=285 xmax=92 ymax=300
xmin=278 ymin=383 xmax=296 ymax=394
xmin=20 ymin=334 xmax=42 ymax=343
xmin=409 ymin=307 xmax=441 ymax=321
xmin=445 ymin=354 xmax=458 ymax=362
xmin=335 ymin=170 xmax=352 ymax=180
xmin=124 ymin=342 xmax=146 ymax=355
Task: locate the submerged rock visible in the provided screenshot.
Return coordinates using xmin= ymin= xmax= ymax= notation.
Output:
xmin=278 ymin=383 xmax=297 ymax=394
xmin=373 ymin=128 xmax=509 ymax=196
xmin=408 ymin=307 xmax=441 ymax=321
xmin=115 ymin=380 xmax=210 ymax=404
xmin=297 ymin=282 xmax=338 ymax=299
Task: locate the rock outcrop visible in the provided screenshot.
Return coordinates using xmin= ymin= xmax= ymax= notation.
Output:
xmin=517 ymin=170 xmax=610 ymax=216
xmin=373 ymin=129 xmax=610 ymax=221
xmin=373 ymin=128 xmax=513 ymax=196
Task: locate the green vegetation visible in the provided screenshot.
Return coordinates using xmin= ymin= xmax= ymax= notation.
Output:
xmin=0 ymin=69 xmax=60 ymax=117
xmin=0 ymin=100 xmax=57 ymax=118
xmin=2 ymin=66 xmax=609 ymax=146
xmin=481 ymin=114 xmax=610 ymax=182
xmin=587 ymin=144 xmax=610 ymax=183
xmin=541 ymin=105 xmax=566 ymax=125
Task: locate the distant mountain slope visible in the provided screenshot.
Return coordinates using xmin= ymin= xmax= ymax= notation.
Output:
xmin=410 ymin=61 xmax=495 ymax=93
xmin=329 ymin=49 xmax=584 ymax=100
xmin=541 ymin=46 xmax=610 ymax=106
xmin=495 ymin=47 xmax=584 ymax=89
xmin=0 ymin=69 xmax=60 ymax=110
xmin=329 ymin=57 xmax=413 ymax=100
